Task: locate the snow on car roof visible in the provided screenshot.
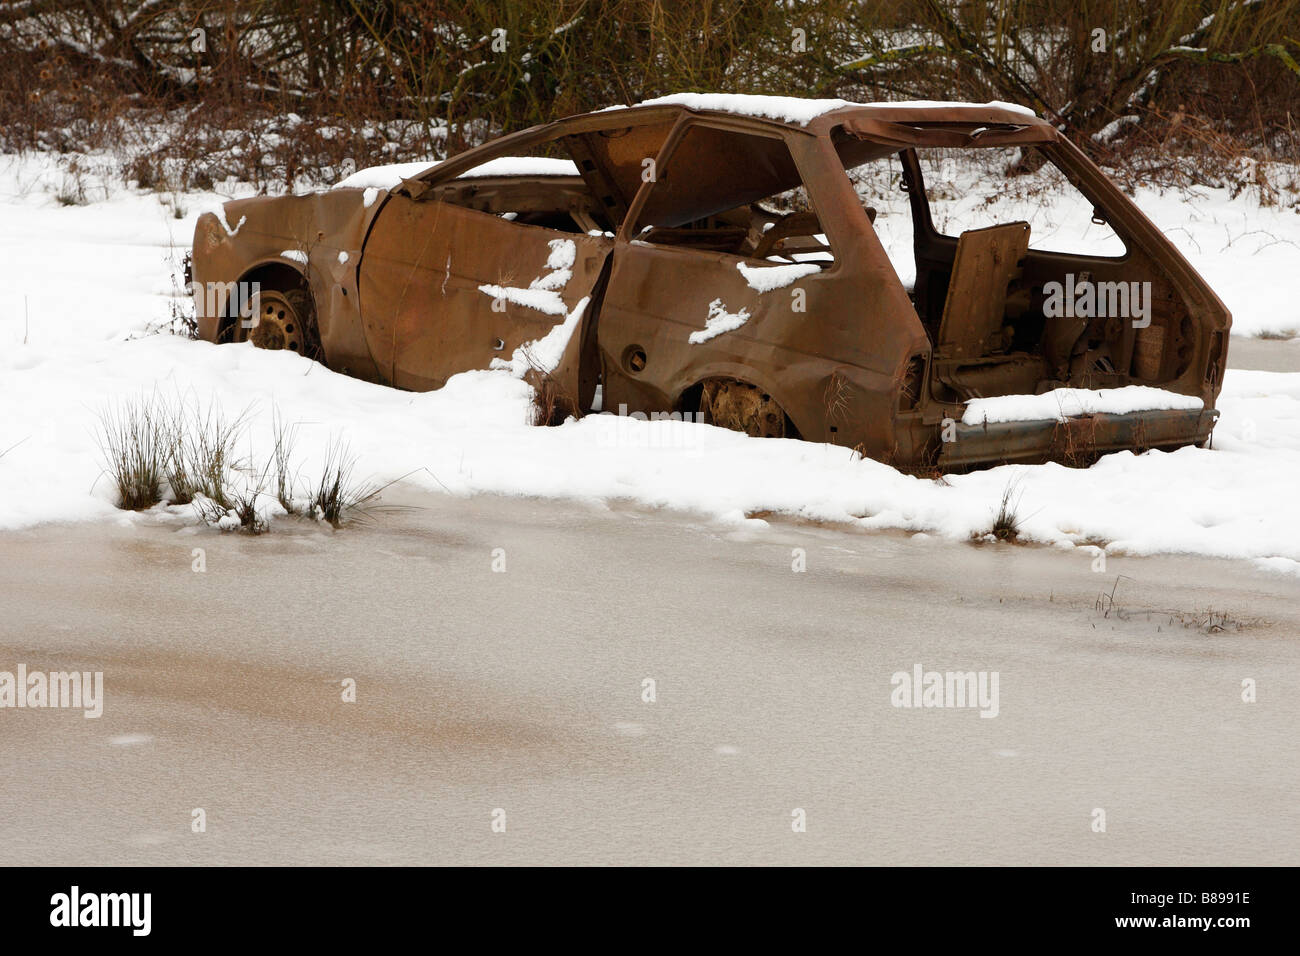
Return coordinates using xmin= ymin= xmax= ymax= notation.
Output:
xmin=622 ymin=93 xmax=1037 ymax=126
xmin=334 ymin=156 xmax=579 ymax=191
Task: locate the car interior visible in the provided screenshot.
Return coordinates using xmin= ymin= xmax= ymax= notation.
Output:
xmin=417 ymin=116 xmax=1196 ymax=400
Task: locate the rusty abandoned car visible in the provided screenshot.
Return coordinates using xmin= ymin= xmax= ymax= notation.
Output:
xmin=191 ymin=96 xmax=1230 ymax=470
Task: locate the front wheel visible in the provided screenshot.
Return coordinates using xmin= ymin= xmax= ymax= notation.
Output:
xmin=234 ymin=288 xmax=320 ymax=360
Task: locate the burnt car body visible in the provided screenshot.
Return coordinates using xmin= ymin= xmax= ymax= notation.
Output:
xmin=192 ymin=97 xmax=1230 ymax=470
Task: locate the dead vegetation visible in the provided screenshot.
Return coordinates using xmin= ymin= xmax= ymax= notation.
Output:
xmin=823 ymin=368 xmax=853 ymax=430
xmin=163 ymin=396 xmax=246 ymax=507
xmin=305 ymin=438 xmax=393 ymax=527
xmin=96 ymin=394 xmax=172 ymax=511
xmin=96 ymin=393 xmax=394 ymax=531
xmin=528 ymin=370 xmax=577 ymax=427
xmin=524 ymin=349 xmax=581 ymax=427
xmin=269 ymin=409 xmax=300 ymax=515
xmin=1 ymin=2 xmax=1295 ymax=196
xmin=990 ymin=477 xmax=1025 ymax=542
xmin=1095 ymin=575 xmax=1260 ymax=633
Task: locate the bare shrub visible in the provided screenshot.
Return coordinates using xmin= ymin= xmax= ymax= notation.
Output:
xmin=2 ymin=1 xmax=1295 ymax=192
xmin=96 ymin=393 xmax=171 ymax=510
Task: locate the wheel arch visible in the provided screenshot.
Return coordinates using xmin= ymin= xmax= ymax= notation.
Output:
xmin=673 ymin=363 xmax=806 ymax=439
xmin=216 ymin=258 xmax=313 ymax=341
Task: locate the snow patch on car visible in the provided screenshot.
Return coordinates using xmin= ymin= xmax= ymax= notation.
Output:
xmin=491 ymin=297 xmax=591 ymax=377
xmin=476 ymin=284 xmax=567 ymax=316
xmin=456 ymin=157 xmax=580 ymax=179
xmin=690 ymin=299 xmax=752 ymax=344
xmin=214 ymin=207 xmax=245 ymax=236
xmin=280 ymin=249 xmax=308 ymax=265
xmin=334 ymin=156 xmax=580 ymax=191
xmin=962 ymin=386 xmax=1205 ymax=425
xmin=736 ymin=261 xmax=820 ymax=292
xmin=335 ymin=160 xmax=437 ymax=189
xmin=545 ymin=238 xmax=577 ymax=270
xmin=477 ymin=239 xmax=576 ymax=316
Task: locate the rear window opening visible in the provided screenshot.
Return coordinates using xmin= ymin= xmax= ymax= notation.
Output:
xmin=916 ymin=146 xmax=1125 ymax=257
xmin=844 ymin=145 xmax=1126 ymax=291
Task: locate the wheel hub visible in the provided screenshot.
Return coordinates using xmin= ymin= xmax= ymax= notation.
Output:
xmin=247 ymin=291 xmax=304 ymax=353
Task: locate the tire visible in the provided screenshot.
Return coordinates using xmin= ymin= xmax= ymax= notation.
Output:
xmin=233 ymin=287 xmax=323 ymax=362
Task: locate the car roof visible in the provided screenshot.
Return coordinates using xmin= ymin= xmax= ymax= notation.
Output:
xmin=597 ymin=93 xmax=1049 ymax=135
xmin=406 ymin=95 xmax=1057 ymax=231
xmin=419 ymin=97 xmax=1048 ymax=185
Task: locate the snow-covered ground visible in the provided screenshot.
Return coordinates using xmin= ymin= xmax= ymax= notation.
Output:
xmin=2 ymin=148 xmax=1299 ymax=576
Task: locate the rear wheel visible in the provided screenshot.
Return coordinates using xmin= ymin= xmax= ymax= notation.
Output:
xmin=698 ymin=378 xmax=790 ymax=438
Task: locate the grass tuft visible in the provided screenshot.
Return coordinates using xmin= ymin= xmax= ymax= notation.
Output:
xmin=98 ymin=394 xmax=399 ymax=532
xmin=991 ymin=476 xmax=1025 ymax=542
xmin=306 ymin=438 xmax=389 ymax=527
xmin=96 ymin=393 xmax=171 ymax=510
xmin=523 ymin=347 xmax=580 ymax=427
xmin=269 ymin=409 xmax=301 ymax=514
xmin=165 ymin=397 xmax=248 ymax=508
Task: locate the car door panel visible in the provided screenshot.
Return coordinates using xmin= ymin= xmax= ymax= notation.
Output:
xmin=357 ymin=197 xmax=613 ymax=393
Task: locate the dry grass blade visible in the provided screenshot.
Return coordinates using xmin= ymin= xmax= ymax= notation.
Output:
xmin=269 ymin=407 xmax=301 ymax=514
xmin=523 ymin=346 xmax=580 ymax=427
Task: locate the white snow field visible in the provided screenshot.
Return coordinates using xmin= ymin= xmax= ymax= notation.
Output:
xmin=1 ymin=147 xmax=1299 ymax=576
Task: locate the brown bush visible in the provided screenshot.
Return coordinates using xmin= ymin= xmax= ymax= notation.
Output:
xmin=0 ymin=1 xmax=1296 ymax=190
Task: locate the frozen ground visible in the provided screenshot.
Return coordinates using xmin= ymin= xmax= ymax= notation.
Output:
xmin=2 ymin=493 xmax=1297 ymax=865
xmin=1 ymin=149 xmax=1299 ymax=575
